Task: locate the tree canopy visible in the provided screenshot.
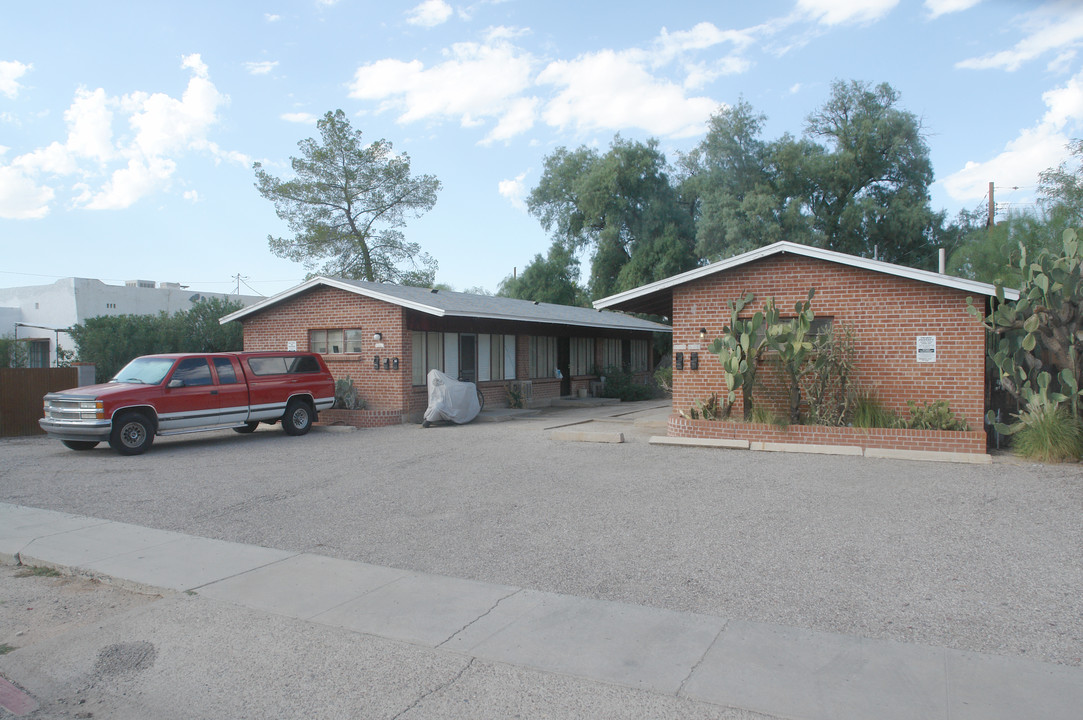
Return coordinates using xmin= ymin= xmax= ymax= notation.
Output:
xmin=516 ymin=80 xmax=946 ymax=304
xmin=255 ymin=110 xmax=441 ymax=284
xmin=497 ymin=241 xmax=587 ymax=306
xmin=526 ymin=136 xmax=697 ymax=299
xmin=69 ymin=297 xmax=245 ymax=382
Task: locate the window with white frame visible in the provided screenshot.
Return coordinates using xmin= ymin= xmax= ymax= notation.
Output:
xmin=528 ymin=336 xmax=557 ymax=378
xmin=569 ymin=337 xmax=594 ymax=376
xmin=310 ymin=329 xmax=364 ymax=355
xmin=477 ymin=334 xmax=515 ymax=382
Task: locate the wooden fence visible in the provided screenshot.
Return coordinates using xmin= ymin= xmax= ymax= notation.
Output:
xmin=0 ymin=368 xmax=78 ymax=437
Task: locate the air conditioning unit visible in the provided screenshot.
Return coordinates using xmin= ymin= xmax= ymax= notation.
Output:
xmin=510 ymin=380 xmax=533 ymax=400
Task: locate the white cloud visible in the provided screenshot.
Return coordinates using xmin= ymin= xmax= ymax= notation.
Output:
xmin=941 ymin=69 xmax=1083 ymax=203
xmin=181 ymin=53 xmax=209 ymax=79
xmin=407 ymin=0 xmax=453 ymax=27
xmin=0 ymin=60 xmax=32 ymax=99
xmin=0 ymin=54 xmax=234 ymax=217
xmin=265 ymin=13 xmax=281 ymax=22
xmin=244 ymin=60 xmax=279 ymax=75
xmin=538 ymin=50 xmax=717 ymax=138
xmin=797 ymin=0 xmax=899 ymax=25
xmin=183 ymin=189 xmax=199 ymax=202
xmin=924 ymin=0 xmax=981 ymax=19
xmin=498 ymin=171 xmax=528 ymax=210
xmin=281 ymin=112 xmax=318 ymax=124
xmin=350 ymin=38 xmax=536 ymax=142
xmin=0 ymin=165 xmax=53 ymax=219
xmin=956 ymin=3 xmax=1083 ymax=71
xmin=82 ymin=156 xmax=177 ymax=210
xmin=350 ymin=22 xmax=731 ymax=142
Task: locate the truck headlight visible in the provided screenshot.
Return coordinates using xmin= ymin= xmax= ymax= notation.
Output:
xmin=78 ymin=401 xmax=104 ymax=419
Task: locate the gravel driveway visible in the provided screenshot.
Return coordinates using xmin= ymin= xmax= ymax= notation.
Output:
xmin=3 ymin=402 xmax=1081 ymax=667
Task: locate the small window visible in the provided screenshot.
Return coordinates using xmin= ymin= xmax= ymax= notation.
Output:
xmin=247 ymin=357 xmax=289 ymax=376
xmin=570 ymin=338 xmax=594 ymax=376
xmin=212 ymin=358 xmax=238 ymax=384
xmin=172 ymin=357 xmax=213 ymax=386
xmin=309 ymin=329 xmax=363 ymax=355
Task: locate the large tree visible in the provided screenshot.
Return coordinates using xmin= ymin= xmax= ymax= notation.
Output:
xmin=497 ymin=241 xmax=587 ymax=306
xmin=254 ymin=110 xmax=441 ymax=284
xmin=527 ymin=136 xmax=697 ymax=299
xmin=795 ymin=80 xmax=938 ymax=263
xmin=678 ymin=99 xmax=810 ymax=260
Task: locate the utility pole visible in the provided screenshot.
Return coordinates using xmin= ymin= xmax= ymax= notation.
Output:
xmin=988 ymin=181 xmax=995 ymax=227
xmin=232 ymin=273 xmax=247 ymax=297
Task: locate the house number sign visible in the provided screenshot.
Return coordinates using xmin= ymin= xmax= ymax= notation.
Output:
xmin=916 ymin=335 xmax=936 ymax=363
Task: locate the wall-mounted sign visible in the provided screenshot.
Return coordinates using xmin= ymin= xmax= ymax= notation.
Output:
xmin=287 ymin=340 xmax=297 ymax=351
xmin=916 ymin=335 xmax=936 ymax=363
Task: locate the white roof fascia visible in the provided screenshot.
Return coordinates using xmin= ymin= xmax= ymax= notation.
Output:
xmin=219 ymin=276 xmax=446 ymax=324
xmin=593 ymin=241 xmax=1020 ymax=309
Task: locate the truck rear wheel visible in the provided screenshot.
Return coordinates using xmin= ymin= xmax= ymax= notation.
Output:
xmin=109 ymin=412 xmax=154 ymax=455
xmin=62 ymin=440 xmax=99 ymax=451
xmin=282 ymin=399 xmax=313 ymax=436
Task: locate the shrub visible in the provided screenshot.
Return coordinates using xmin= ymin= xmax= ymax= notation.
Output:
xmin=334 ymin=376 xmax=366 ymax=410
xmin=680 ymin=393 xmax=731 ymax=421
xmin=905 ymin=401 xmax=969 ymax=431
xmin=750 ymin=405 xmax=787 ymax=428
xmin=506 ymin=383 xmax=524 ymax=409
xmin=801 ymin=325 xmax=858 ymax=427
xmin=654 ymin=366 xmax=673 ymax=393
xmin=1012 ymin=399 xmax=1083 ymax=462
xmin=599 ymin=366 xmax=655 ymax=401
xmin=851 ymin=393 xmax=900 ymax=429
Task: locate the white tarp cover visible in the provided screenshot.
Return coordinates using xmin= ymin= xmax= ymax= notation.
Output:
xmin=423 ymin=369 xmax=481 ymax=424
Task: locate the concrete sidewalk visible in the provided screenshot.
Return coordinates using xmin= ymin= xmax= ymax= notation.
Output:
xmin=2 ymin=501 xmax=1081 ymax=720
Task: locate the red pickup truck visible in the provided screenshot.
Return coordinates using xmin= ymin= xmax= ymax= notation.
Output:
xmin=39 ymin=352 xmax=336 ymax=455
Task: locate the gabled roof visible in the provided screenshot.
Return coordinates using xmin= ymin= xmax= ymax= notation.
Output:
xmin=220 ymin=276 xmax=670 ymax=333
xmin=592 ymin=241 xmax=1020 ymax=316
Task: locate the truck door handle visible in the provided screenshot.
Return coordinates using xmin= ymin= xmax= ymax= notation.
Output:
xmin=210 ymin=390 xmax=218 ymax=395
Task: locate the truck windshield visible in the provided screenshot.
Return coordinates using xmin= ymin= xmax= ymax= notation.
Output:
xmin=111 ymin=357 xmax=176 ymax=385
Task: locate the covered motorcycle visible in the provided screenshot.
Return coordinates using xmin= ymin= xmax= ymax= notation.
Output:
xmin=422 ymin=369 xmax=482 ymax=426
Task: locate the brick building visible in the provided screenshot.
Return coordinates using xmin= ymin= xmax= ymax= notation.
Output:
xmin=221 ymin=277 xmax=668 ymax=425
xmin=594 ymin=241 xmax=1018 ymax=456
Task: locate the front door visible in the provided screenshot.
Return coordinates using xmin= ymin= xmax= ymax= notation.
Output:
xmin=459 ymin=334 xmax=477 ymax=383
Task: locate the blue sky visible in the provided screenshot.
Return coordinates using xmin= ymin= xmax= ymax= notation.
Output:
xmin=2 ymin=0 xmax=1082 ymax=298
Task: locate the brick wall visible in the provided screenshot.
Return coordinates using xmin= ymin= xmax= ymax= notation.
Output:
xmin=241 ymin=286 xmax=410 ymax=415
xmin=671 ymin=254 xmax=987 ymax=431
xmin=669 ymin=415 xmax=987 ymax=454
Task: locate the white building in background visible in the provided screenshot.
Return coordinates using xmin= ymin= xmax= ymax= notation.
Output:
xmin=0 ymin=278 xmax=261 ymax=367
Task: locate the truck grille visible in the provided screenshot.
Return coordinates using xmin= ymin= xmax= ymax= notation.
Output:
xmin=43 ymin=397 xmax=104 ymax=421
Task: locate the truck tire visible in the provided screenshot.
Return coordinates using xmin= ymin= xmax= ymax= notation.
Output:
xmin=109 ymin=412 xmax=154 ymax=455
xmin=282 ymin=399 xmax=313 ymax=436
xmin=62 ymin=440 xmax=99 ymax=451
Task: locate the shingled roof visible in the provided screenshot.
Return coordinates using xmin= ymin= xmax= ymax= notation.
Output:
xmin=220 ymin=276 xmax=669 ymax=333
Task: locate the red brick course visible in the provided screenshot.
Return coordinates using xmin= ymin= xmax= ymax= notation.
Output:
xmin=669 ymin=415 xmax=987 ymax=454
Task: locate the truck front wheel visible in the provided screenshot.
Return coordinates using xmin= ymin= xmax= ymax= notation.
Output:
xmin=109 ymin=412 xmax=154 ymax=455
xmin=282 ymin=399 xmax=313 ymax=436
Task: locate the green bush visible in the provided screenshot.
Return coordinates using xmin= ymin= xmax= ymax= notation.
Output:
xmin=851 ymin=393 xmax=900 ymax=429
xmin=654 ymin=366 xmax=672 ymax=393
xmin=599 ymin=366 xmax=654 ymax=402
xmin=334 ymin=376 xmax=366 ymax=410
xmin=905 ymin=401 xmax=969 ymax=431
xmin=1012 ymin=399 xmax=1083 ymax=462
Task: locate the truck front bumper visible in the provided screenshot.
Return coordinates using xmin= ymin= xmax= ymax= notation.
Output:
xmin=39 ymin=418 xmax=113 ymax=442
